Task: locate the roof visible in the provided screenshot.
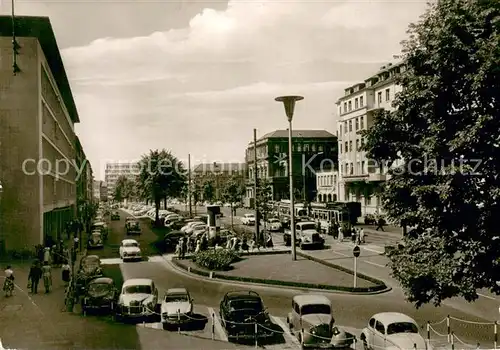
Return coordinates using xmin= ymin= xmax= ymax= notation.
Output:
xmin=89 ymin=277 xmax=113 ymax=284
xmin=225 ymin=290 xmax=261 ymax=300
xmin=167 ymin=288 xmax=188 ymax=294
xmin=123 ymin=278 xmax=153 ymax=287
xmin=293 ymin=294 xmax=331 ymax=306
xmin=0 ymin=16 xmax=80 ymax=123
xmin=297 ymin=221 xmax=317 ymax=226
xmin=372 ymin=312 xmax=417 ymax=325
xmin=122 ymin=239 xmax=139 ymax=244
xmin=257 ymin=130 xmax=335 ymax=142
xmin=193 ymin=162 xmax=246 ymax=173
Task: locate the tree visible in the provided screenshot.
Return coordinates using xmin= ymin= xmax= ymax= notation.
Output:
xmin=255 ymin=178 xmax=273 ymax=238
xmin=113 ymin=175 xmax=135 ymax=203
xmin=202 ymin=179 xmax=215 ymax=203
xmin=361 ymin=0 xmax=500 ymax=307
xmin=136 ymin=149 xmax=187 ymax=226
xmin=221 ymin=176 xmax=245 ymax=229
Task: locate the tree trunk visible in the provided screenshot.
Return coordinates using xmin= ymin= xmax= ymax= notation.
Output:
xmin=155 ymin=199 xmax=161 ymax=226
xmin=230 ymin=203 xmax=234 ymax=229
xmin=163 ymin=197 xmax=167 ymax=210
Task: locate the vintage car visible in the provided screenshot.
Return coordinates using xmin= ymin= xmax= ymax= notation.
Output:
xmin=91 ymin=221 xmax=108 ymax=240
xmin=161 ymin=288 xmax=194 ymax=329
xmin=119 ymin=239 xmax=142 ymax=262
xmin=266 ymin=218 xmax=282 ymax=232
xmin=111 ymin=211 xmax=120 ymax=220
xmin=81 ymin=277 xmax=118 ymax=314
xmin=125 ymin=220 xmax=141 ymax=235
xmin=116 ymin=278 xmax=158 ymax=320
xmin=360 ymin=312 xmax=428 ymax=350
xmin=219 ymin=290 xmax=276 ymax=341
xmin=164 ymin=231 xmax=186 ymax=251
xmin=284 ymin=222 xmax=324 ymax=249
xmin=87 ymin=231 xmax=104 ymax=249
xmin=76 ymin=255 xmax=103 ymax=294
xmin=241 ymin=214 xmax=256 ymax=226
xmin=287 ymin=294 xmax=354 ymax=349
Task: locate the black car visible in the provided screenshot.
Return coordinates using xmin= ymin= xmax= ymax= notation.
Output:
xmin=126 ymin=220 xmax=141 ymax=235
xmin=164 ymin=230 xmax=185 ymax=250
xmin=81 ymin=277 xmax=118 ymax=314
xmin=111 ymin=211 xmax=120 ymax=220
xmin=76 ymin=255 xmax=103 ymax=295
xmin=219 ymin=291 xmax=276 ymax=341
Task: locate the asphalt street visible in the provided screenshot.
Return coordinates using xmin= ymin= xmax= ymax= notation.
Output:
xmin=102 ymin=209 xmax=498 ymax=349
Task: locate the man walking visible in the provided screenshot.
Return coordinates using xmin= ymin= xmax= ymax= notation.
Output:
xmin=375 ymin=217 xmax=385 ymax=231
xmin=28 ymin=261 xmax=42 ymax=294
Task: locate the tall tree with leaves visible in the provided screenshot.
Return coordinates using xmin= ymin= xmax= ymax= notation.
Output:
xmin=113 ymin=175 xmax=135 ymax=203
xmin=221 ymin=176 xmax=245 ymax=228
xmin=136 ymin=149 xmax=187 ymax=226
xmin=202 ymin=179 xmax=215 ymax=203
xmin=361 ymin=0 xmax=500 ymax=307
xmin=256 ymin=178 xmax=273 ymax=236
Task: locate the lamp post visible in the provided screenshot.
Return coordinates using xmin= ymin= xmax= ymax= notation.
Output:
xmin=275 ymin=95 xmax=303 ymax=261
xmin=0 ymin=181 xmax=3 ymax=254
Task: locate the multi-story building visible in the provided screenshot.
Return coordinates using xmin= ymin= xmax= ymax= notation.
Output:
xmin=92 ymin=180 xmax=102 ymax=201
xmin=245 ymin=130 xmax=338 ymax=203
xmin=336 ymin=61 xmax=404 ymax=214
xmin=192 ymin=162 xmax=246 ymax=201
xmin=104 ymin=162 xmax=139 ymax=198
xmin=75 ymin=136 xmax=93 ymax=208
xmin=315 ymin=169 xmax=339 ymax=203
xmin=0 ymin=16 xmax=84 ymax=251
xmin=99 ymin=183 xmax=108 ymax=202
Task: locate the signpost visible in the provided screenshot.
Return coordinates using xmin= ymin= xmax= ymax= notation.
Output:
xmin=353 ymin=245 xmax=360 ymax=288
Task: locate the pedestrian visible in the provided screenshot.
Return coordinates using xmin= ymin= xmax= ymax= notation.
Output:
xmin=42 ymin=261 xmax=52 ymax=293
xmin=61 ymin=260 xmax=71 ymax=287
xmin=375 ymin=217 xmax=385 ymax=231
xmin=181 ymin=237 xmax=187 ymax=259
xmin=338 ymin=226 xmax=344 ymax=242
xmin=73 ymin=234 xmax=79 ymax=251
xmin=3 ymin=265 xmax=15 ymax=297
xmin=43 ymin=247 xmax=51 ymax=265
xmin=359 ymin=228 xmax=365 ymax=244
xmin=195 ymin=240 xmax=201 ymax=253
xmin=186 ymin=236 xmax=191 ymax=253
xmin=51 ymin=244 xmax=58 ymax=266
xmin=28 ymin=260 xmax=42 ymax=294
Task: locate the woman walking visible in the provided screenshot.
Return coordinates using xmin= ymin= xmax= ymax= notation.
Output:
xmin=3 ymin=265 xmax=15 ymax=297
xmin=42 ymin=261 xmax=52 ymax=293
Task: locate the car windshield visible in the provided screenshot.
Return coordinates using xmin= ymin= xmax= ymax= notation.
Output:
xmin=128 ymin=221 xmax=139 ymax=226
xmin=230 ymin=299 xmax=263 ymax=313
xmin=387 ymin=322 xmax=419 ymax=335
xmin=301 ymin=304 xmax=331 ymax=315
xmin=165 ymin=293 xmax=189 ymax=302
xmin=299 ymin=223 xmax=316 ymax=230
xmin=82 ymin=258 xmax=99 ymax=269
xmin=88 ymin=282 xmax=111 ymax=295
xmin=123 ymin=242 xmax=138 ymax=247
xmin=124 ymin=285 xmax=152 ymax=294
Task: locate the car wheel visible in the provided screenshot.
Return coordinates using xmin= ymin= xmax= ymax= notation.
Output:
xmin=361 ymin=335 xmax=369 ymax=350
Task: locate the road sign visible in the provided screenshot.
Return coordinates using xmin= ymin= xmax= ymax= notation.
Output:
xmin=353 ymin=245 xmax=360 ymax=258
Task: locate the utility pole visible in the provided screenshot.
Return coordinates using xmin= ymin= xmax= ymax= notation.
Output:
xmin=253 ymin=129 xmax=260 ymax=245
xmin=188 ymin=154 xmax=192 ymax=218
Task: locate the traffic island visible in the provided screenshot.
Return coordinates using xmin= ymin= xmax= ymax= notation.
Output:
xmin=172 ymin=253 xmax=390 ymax=294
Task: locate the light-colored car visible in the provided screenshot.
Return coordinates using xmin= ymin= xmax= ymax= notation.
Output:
xmin=181 ymin=221 xmax=204 ymax=233
xmin=360 ymin=312 xmax=429 ymax=350
xmin=119 ymin=239 xmax=142 ymax=261
xmin=116 ymin=278 xmax=158 ymax=319
xmin=161 ymin=288 xmax=194 ymax=329
xmin=87 ymin=231 xmax=103 ymax=249
xmin=187 ymin=223 xmax=206 ymax=235
xmin=287 ymin=294 xmax=354 ymax=349
xmin=288 ymin=221 xmax=324 ymax=249
xmin=267 ymin=218 xmax=282 ymax=232
xmin=241 ymin=213 xmax=256 ymax=225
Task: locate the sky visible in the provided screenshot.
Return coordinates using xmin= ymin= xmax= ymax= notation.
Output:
xmin=1 ymin=0 xmax=430 ymax=180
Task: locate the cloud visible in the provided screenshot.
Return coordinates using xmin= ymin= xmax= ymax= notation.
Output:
xmin=60 ymin=0 xmax=429 ymax=179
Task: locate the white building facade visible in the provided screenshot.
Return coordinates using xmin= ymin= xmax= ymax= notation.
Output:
xmin=315 ymin=170 xmax=338 ymax=203
xmin=336 ymin=62 xmax=404 ymax=215
xmin=104 ymin=162 xmax=139 ymax=198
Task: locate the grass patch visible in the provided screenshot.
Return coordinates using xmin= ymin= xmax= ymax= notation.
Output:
xmin=101 ymin=264 xmax=124 ymax=290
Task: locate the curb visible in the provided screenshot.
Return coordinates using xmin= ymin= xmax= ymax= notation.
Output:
xmin=171 ymin=257 xmax=391 ymax=295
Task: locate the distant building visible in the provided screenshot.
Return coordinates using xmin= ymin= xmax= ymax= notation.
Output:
xmin=315 ymin=169 xmax=338 ymax=203
xmin=99 ymin=183 xmax=108 ymax=202
xmin=0 ymin=16 xmax=86 ymax=251
xmin=245 ymin=130 xmax=338 ymax=204
xmin=104 ymin=162 xmax=139 ymax=199
xmin=336 ymin=62 xmax=404 ymax=214
xmin=192 ymin=162 xmax=246 ymax=201
xmin=93 ymin=180 xmax=101 ymax=201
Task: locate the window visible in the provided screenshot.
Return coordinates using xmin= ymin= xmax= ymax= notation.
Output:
xmin=375 ymin=321 xmax=385 ymax=334
xmin=355 ymin=118 xmax=359 ymax=131
xmin=297 ymin=144 xmax=302 ymax=152
xmin=360 ymin=96 xmax=364 ymax=107
xmin=356 ymin=161 xmax=360 ymax=174
xmin=340 ymin=164 xmax=343 ymax=174
xmin=360 ymin=116 xmax=364 ymax=129
xmin=274 ymin=144 xmax=280 ymax=153
xmin=377 ymin=92 xmax=382 ymax=104
xmin=360 ymin=137 xmax=365 ymax=148
xmin=385 ymin=88 xmax=390 ymax=101
xmin=344 ymin=122 xmax=347 ymax=133
xmin=387 ymin=322 xmax=418 ymax=335
xmin=350 ymin=163 xmax=354 ymax=175
xmin=311 ymin=144 xmax=316 ymax=152
xmin=348 ymin=120 xmax=352 ymax=132
xmin=343 ymin=102 xmax=347 ymax=113
xmin=354 ymin=98 xmax=358 ymax=109
xmin=340 ymin=125 xmax=342 ymax=134
xmin=318 ymin=145 xmax=323 ymax=152
xmin=349 ymin=141 xmax=352 ymax=152
xmin=361 ymin=161 xmax=365 ymax=174
xmin=304 ymin=144 xmax=310 ymax=152
xmin=339 ymin=143 xmax=342 ymax=154
xmin=348 ymin=101 xmax=352 ymax=111
xmin=356 ymin=139 xmax=359 ymax=150
xmin=344 ymin=142 xmax=348 ymax=152
xmin=369 ymin=318 xmax=376 ymax=328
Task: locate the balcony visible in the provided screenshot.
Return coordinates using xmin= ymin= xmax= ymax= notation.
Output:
xmin=342 ymin=174 xmax=368 ymax=182
xmin=368 ymin=173 xmax=386 ymax=182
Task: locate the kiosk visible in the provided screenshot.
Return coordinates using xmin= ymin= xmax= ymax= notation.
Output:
xmin=206 ymin=205 xmax=221 ymax=239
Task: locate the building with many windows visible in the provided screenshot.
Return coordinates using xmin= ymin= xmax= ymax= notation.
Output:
xmin=192 ymin=162 xmax=246 ymax=202
xmin=336 ymin=61 xmax=404 ymax=214
xmin=245 ymin=130 xmax=337 ymax=203
xmin=104 ymin=162 xmax=139 ymax=199
xmin=0 ymin=16 xmax=87 ymax=251
xmin=315 ymin=169 xmax=338 ymax=203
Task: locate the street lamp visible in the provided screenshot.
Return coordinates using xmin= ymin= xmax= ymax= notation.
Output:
xmin=275 ymin=95 xmax=303 ymax=261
